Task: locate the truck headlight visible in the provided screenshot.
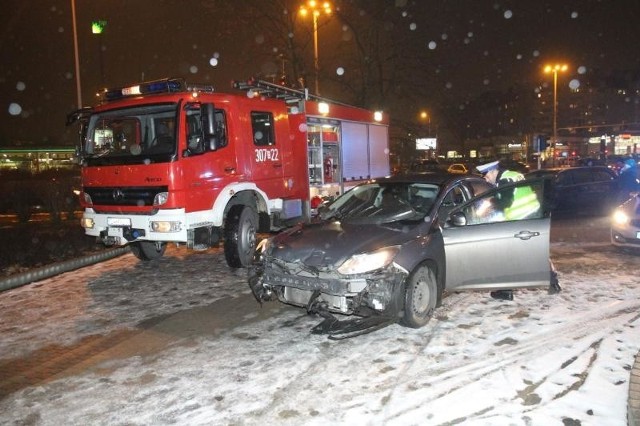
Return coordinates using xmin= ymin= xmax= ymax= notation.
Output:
xmin=154 ymin=192 xmax=169 ymax=206
xmin=150 ymin=221 xmax=181 ymax=232
xmin=337 ymin=246 xmax=400 ymax=275
xmin=80 ymin=217 xmax=94 ymax=229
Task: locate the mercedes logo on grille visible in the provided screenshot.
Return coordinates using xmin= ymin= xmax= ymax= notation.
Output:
xmin=112 ymin=189 xmax=125 ymax=201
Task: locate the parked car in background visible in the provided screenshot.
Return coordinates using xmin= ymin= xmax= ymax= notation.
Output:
xmin=249 ymin=173 xmax=552 ymax=338
xmin=447 ymin=163 xmax=469 ymax=174
xmin=409 ymin=159 xmax=443 ymax=173
xmin=611 ymin=193 xmax=640 ymax=252
xmin=578 ymin=157 xmax=606 ymax=167
xmin=525 ymin=166 xmax=620 ymax=214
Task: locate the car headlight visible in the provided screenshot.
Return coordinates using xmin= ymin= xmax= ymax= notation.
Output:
xmin=337 ymin=246 xmax=400 ymax=275
xmin=612 ymin=209 xmax=630 ymax=226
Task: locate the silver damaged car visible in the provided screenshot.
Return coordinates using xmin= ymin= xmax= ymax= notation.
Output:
xmin=248 ymin=173 xmax=554 ymax=338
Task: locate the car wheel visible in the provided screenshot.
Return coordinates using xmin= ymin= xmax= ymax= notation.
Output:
xmin=224 ymin=204 xmax=258 ymax=268
xmin=401 ymin=264 xmax=438 ymax=328
xmin=130 ymin=241 xmax=166 ymax=261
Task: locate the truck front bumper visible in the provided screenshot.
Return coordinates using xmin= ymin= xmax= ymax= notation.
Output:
xmin=81 ymin=208 xmax=188 ymax=246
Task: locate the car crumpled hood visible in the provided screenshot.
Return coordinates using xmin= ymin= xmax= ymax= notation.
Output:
xmin=267 ymin=220 xmax=416 ymax=269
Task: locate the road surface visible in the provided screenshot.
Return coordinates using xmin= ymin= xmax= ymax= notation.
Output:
xmin=0 ymin=214 xmax=638 ymax=425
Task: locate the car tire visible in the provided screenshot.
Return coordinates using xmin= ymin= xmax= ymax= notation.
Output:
xmin=401 ymin=264 xmax=438 ymax=328
xmin=130 ymin=241 xmax=167 ymax=261
xmin=224 ymin=204 xmax=258 ymax=268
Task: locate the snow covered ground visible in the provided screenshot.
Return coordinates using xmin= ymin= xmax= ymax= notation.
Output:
xmin=0 ymin=238 xmax=638 ymax=425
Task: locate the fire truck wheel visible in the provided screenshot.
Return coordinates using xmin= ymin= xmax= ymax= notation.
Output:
xmin=224 ymin=204 xmax=258 ymax=268
xmin=130 ymin=241 xmax=167 ymax=261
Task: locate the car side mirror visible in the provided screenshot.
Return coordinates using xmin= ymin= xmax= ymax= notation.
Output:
xmin=450 ymin=211 xmax=467 ymax=227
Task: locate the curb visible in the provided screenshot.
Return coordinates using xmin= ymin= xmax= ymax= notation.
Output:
xmin=630 ymin=351 xmax=640 ymax=426
xmin=0 ymin=247 xmax=130 ymax=292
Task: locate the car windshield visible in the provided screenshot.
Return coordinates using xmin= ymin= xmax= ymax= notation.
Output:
xmin=319 ymin=182 xmax=439 ymax=224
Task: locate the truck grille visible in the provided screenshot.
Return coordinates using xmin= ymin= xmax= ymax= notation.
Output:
xmin=85 ymin=186 xmax=168 ymax=206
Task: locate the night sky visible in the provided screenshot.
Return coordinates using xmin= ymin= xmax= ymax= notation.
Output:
xmin=1 ymin=0 xmax=639 ymax=146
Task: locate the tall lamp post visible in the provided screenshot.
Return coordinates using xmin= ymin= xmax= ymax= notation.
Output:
xmin=299 ymin=1 xmax=332 ymax=95
xmin=71 ymin=0 xmax=82 ymax=108
xmin=420 ymin=111 xmax=431 ymax=136
xmin=544 ymin=63 xmax=568 ymax=167
xmin=92 ymin=20 xmax=107 ymax=86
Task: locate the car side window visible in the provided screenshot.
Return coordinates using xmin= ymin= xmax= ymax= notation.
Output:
xmin=592 ymin=169 xmax=615 ymax=181
xmin=468 ymin=180 xmax=494 ymax=197
xmin=438 ymin=184 xmax=467 ymax=223
xmin=460 ymin=180 xmax=544 ymax=225
xmin=570 ymin=169 xmax=592 ymax=184
xmin=556 ymin=171 xmax=572 ymax=185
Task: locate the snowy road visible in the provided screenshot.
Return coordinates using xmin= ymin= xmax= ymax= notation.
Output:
xmin=0 ymin=215 xmax=638 ymax=425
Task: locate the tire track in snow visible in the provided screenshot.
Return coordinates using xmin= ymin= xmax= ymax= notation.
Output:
xmin=381 ymin=296 xmax=640 ymax=424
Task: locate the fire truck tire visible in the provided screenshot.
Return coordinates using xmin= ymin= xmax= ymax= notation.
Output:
xmin=130 ymin=241 xmax=167 ymax=261
xmin=224 ymin=204 xmax=258 ymax=268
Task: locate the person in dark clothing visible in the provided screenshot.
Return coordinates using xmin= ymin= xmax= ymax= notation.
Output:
xmin=618 ymin=158 xmax=639 ymax=200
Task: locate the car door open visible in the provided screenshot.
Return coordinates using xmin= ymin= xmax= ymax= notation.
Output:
xmin=441 ymin=179 xmax=550 ymax=291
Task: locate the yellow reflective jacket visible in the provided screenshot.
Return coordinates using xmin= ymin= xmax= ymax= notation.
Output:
xmin=497 ymin=170 xmax=541 ymax=220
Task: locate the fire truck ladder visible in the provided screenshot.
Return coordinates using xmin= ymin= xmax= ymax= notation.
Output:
xmin=232 ymin=78 xmax=323 ymax=106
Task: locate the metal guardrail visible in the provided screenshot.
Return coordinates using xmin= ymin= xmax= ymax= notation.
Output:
xmin=0 ymin=247 xmax=130 ymax=292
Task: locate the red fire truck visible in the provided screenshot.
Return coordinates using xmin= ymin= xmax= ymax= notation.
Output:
xmin=67 ymin=78 xmax=390 ymax=268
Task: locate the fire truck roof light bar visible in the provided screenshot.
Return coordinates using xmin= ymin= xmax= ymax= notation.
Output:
xmin=101 ymin=78 xmax=214 ymax=102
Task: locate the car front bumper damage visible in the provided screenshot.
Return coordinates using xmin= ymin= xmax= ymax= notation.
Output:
xmin=248 ymin=259 xmax=408 ymax=339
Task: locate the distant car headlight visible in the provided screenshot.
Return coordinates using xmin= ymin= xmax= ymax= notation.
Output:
xmin=337 ymin=246 xmax=400 ymax=275
xmin=612 ymin=209 xmax=630 ymax=226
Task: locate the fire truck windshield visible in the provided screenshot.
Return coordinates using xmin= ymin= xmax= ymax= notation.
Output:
xmin=83 ymin=104 xmax=178 ymax=164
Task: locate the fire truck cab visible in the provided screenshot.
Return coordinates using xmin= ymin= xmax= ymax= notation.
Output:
xmin=68 ymin=78 xmax=389 ymax=268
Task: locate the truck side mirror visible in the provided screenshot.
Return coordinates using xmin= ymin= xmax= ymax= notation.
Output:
xmin=201 ymin=103 xmax=218 ymax=151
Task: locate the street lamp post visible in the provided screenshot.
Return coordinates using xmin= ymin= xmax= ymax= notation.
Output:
xmin=299 ymin=1 xmax=332 ymax=95
xmin=71 ymin=0 xmax=82 ymax=108
xmin=420 ymin=111 xmax=431 ymax=136
xmin=92 ymin=20 xmax=107 ymax=86
xmin=544 ymin=63 xmax=568 ymax=167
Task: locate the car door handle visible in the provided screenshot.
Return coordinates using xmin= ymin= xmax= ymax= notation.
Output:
xmin=272 ymin=163 xmax=282 ymax=168
xmin=224 ymin=166 xmax=236 ymax=173
xmin=514 ymin=230 xmax=540 ymax=240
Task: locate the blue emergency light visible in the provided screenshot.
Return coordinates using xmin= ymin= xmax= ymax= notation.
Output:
xmin=102 ymin=78 xmax=185 ymax=101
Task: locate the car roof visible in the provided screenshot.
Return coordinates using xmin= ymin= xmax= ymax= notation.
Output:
xmin=527 ymin=166 xmax=613 ymax=175
xmin=377 ymin=172 xmax=482 ymax=186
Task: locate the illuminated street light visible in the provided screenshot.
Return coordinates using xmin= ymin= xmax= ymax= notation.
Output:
xmin=544 ymin=63 xmax=568 ymax=167
xmin=299 ymin=1 xmax=332 ymax=95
